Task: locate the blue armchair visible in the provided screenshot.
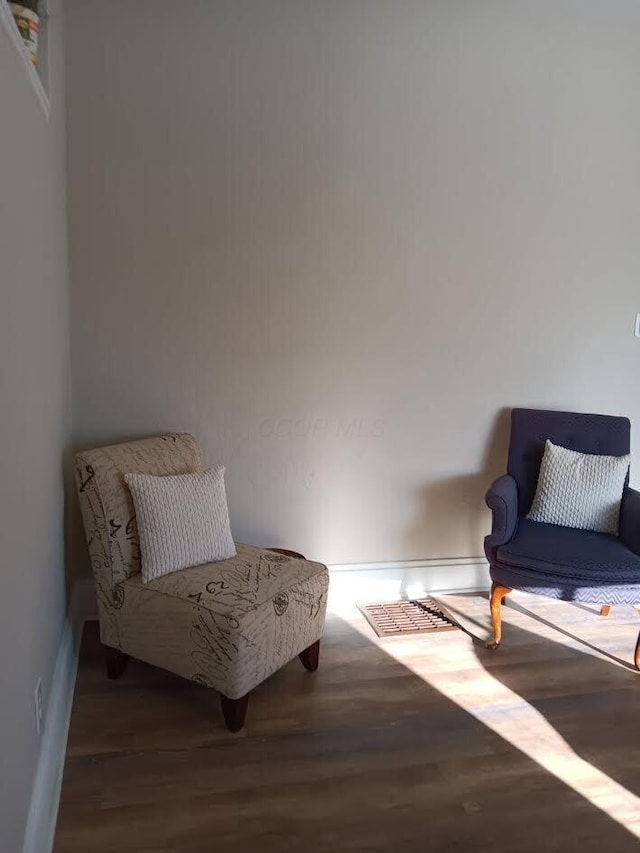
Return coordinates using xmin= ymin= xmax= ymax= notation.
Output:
xmin=485 ymin=408 xmax=640 ymax=669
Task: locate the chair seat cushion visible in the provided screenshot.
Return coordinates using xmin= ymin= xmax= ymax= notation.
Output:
xmin=117 ymin=544 xmax=329 ymax=698
xmin=493 ymin=518 xmax=640 ymax=604
xmin=127 ymin=543 xmax=326 ymax=616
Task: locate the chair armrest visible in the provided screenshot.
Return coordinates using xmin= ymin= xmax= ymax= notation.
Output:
xmin=484 ymin=474 xmax=519 ymax=564
xmin=620 ymin=487 xmax=640 ymax=556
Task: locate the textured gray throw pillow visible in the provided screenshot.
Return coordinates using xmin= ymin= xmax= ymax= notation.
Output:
xmin=527 ymin=440 xmax=630 ymax=535
xmin=125 ymin=467 xmax=236 ymax=582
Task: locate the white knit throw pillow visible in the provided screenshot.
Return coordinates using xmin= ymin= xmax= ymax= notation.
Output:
xmin=125 ymin=467 xmax=236 ymax=582
xmin=527 ymin=440 xmax=630 ymax=535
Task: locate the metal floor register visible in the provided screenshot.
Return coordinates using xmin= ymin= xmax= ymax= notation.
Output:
xmin=359 ymin=598 xmax=460 ymax=638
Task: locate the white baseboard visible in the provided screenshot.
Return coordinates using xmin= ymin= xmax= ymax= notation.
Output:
xmin=66 ymin=558 xmax=491 ymax=619
xmin=328 ymin=556 xmax=490 ymax=603
xmin=22 ymin=581 xmax=90 ymax=853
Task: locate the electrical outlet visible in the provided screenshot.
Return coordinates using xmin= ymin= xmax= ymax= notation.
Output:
xmin=635 ymin=313 xmax=640 ymax=338
xmin=34 ymin=679 xmax=43 ymax=737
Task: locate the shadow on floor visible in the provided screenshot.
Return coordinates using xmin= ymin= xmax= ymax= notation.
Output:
xmin=54 ymin=617 xmax=640 ymax=853
xmin=466 ymin=599 xmax=640 ymax=805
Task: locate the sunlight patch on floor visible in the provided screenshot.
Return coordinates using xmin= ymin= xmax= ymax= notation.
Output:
xmin=417 ymin=657 xmax=640 ymax=837
xmin=329 ymin=588 xmax=640 ymax=840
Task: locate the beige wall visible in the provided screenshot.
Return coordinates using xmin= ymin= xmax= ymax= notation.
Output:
xmin=0 ymin=3 xmax=70 ymax=850
xmin=66 ymin=0 xmax=640 ymax=569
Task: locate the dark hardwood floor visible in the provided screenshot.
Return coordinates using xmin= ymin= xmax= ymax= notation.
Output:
xmin=54 ymin=595 xmax=640 ymax=852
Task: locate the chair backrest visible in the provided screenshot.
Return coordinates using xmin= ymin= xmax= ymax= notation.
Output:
xmin=507 ymin=408 xmax=630 ymax=516
xmin=74 ymin=434 xmax=202 ymax=588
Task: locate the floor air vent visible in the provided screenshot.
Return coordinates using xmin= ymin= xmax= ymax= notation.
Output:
xmin=359 ymin=598 xmax=459 ymax=638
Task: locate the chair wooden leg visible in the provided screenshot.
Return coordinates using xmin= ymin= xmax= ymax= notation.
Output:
xmin=299 ymin=640 xmax=320 ymax=672
xmin=104 ymin=645 xmax=129 ymax=680
xmin=600 ymin=604 xmax=611 ymax=618
xmin=487 ymin=582 xmax=512 ymax=650
xmin=220 ymin=693 xmax=250 ymax=732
